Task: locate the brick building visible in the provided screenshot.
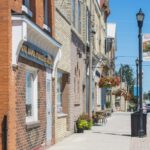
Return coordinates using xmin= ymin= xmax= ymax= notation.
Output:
xmin=0 ymin=0 xmax=113 ymax=149
xmin=0 ymin=0 xmax=61 ymax=149
xmin=54 ymin=0 xmax=86 ymax=141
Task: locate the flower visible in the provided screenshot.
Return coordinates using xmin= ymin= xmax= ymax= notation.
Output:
xmin=112 ymin=89 xmax=131 ymax=101
xmin=99 ymin=76 xmax=120 ymax=88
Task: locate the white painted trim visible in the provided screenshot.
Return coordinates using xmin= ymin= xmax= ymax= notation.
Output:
xmin=43 ymin=24 xmax=51 ymax=32
xmin=52 ymin=49 xmax=61 ymax=77
xmin=12 ymin=15 xmax=61 ymax=48
xmin=25 ymin=67 xmax=38 ymax=123
xmin=12 ymin=15 xmax=62 ymax=69
xmin=22 ymin=5 xmax=33 ymax=17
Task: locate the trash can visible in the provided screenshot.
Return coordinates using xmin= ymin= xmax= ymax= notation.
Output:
xmin=131 ymin=111 xmax=147 ymax=137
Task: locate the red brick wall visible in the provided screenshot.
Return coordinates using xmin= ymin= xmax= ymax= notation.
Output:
xmin=10 ymin=0 xmax=55 ymax=36
xmin=16 ymin=57 xmax=46 ymax=150
xmin=2 ymin=1 xmax=56 ymax=149
xmin=0 ymin=1 xmax=11 ymax=149
xmin=11 ymin=0 xmax=22 ymax=13
xmin=49 ymin=0 xmax=55 ymax=37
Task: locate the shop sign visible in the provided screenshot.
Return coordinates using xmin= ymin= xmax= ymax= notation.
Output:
xmin=20 ymin=42 xmax=53 ymax=68
xmin=143 ymin=34 xmax=150 ymax=61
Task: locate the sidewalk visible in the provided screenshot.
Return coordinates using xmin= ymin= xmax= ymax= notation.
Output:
xmin=47 ymin=112 xmax=150 ymax=150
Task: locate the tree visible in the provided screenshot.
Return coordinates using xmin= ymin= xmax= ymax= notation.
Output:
xmin=143 ymin=91 xmax=150 ymax=101
xmin=118 ymin=65 xmax=134 ymax=96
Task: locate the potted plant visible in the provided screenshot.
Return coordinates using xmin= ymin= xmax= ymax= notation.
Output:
xmin=92 ymin=114 xmax=99 ymax=124
xmin=76 ymin=119 xmax=88 ymax=133
xmin=79 ymin=114 xmax=93 ymax=130
xmin=99 ymin=76 xmax=120 ymax=88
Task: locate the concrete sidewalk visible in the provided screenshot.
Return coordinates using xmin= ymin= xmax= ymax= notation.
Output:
xmin=47 ymin=112 xmax=150 ymax=150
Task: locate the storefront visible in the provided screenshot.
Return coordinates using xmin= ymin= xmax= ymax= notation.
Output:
xmin=11 ymin=14 xmax=61 ymax=149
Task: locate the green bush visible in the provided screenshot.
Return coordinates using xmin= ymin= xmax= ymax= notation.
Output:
xmin=76 ymin=113 xmax=93 ymax=130
xmin=85 ymin=120 xmax=93 ymax=130
xmin=106 ymin=101 xmax=111 ymax=108
xmin=77 ymin=119 xmax=88 ymax=129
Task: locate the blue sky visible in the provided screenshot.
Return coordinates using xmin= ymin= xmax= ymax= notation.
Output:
xmin=108 ymin=0 xmax=150 ymax=92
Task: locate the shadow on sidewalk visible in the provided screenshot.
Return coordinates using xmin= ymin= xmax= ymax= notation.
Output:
xmin=92 ymin=131 xmax=131 ymax=137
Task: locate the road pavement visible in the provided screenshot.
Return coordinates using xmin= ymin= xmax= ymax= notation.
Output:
xmin=47 ymin=112 xmax=150 ymax=150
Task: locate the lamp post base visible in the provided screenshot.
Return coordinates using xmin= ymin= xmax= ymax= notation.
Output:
xmin=138 ymin=129 xmax=145 ymax=137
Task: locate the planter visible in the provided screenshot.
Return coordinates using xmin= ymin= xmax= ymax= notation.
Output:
xmin=77 ymin=128 xmax=84 ymax=133
xmin=99 ymin=76 xmax=120 ymax=88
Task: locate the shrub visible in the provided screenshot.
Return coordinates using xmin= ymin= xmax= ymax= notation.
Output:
xmin=76 ymin=113 xmax=93 ymax=130
xmin=106 ymin=101 xmax=111 ymax=108
xmin=77 ymin=119 xmax=88 ymax=129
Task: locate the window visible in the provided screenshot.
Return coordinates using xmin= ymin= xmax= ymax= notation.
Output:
xmin=57 ymin=72 xmax=63 ymax=113
xmin=72 ymin=0 xmax=75 ymax=27
xmin=22 ymin=0 xmax=32 ymax=17
xmin=44 ymin=0 xmax=49 ymax=26
xmin=26 ymin=69 xmax=38 ymax=123
xmin=23 ymin=0 xmax=30 ymax=9
xmin=78 ymin=0 xmax=81 ymax=33
xmin=97 ymin=86 xmax=101 ymax=105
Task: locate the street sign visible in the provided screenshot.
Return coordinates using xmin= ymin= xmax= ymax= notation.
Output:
xmin=134 ymin=86 xmax=140 ymax=97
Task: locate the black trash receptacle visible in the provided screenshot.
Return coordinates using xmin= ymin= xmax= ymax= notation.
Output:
xmin=131 ymin=111 xmax=147 ymax=137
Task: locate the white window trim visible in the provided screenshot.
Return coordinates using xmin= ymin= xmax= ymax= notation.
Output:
xmin=25 ymin=66 xmax=38 ymax=123
xmin=97 ymin=86 xmax=101 ymax=105
xmin=57 ymin=71 xmax=63 ymax=113
xmin=22 ymin=5 xmax=33 ymax=18
xmin=86 ymin=9 xmax=89 ymax=44
xmin=43 ymin=24 xmax=51 ymax=32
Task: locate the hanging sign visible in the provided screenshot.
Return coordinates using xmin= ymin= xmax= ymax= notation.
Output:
xmin=20 ymin=42 xmax=53 ymax=68
xmin=143 ymin=34 xmax=150 ymax=61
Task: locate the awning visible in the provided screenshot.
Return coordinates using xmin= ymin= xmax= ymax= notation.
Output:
xmin=12 ymin=14 xmax=62 ymax=77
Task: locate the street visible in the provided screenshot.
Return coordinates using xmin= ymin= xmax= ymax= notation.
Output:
xmin=48 ymin=112 xmax=150 ymax=150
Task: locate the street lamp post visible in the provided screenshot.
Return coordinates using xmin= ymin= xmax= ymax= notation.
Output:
xmin=136 ymin=58 xmax=139 ymax=110
xmin=136 ymin=8 xmax=145 ymax=137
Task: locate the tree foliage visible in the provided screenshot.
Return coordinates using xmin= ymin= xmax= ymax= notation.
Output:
xmin=143 ymin=91 xmax=150 ymax=101
xmin=117 ymin=65 xmax=134 ymax=96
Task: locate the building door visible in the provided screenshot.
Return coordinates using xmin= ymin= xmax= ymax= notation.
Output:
xmin=46 ymin=69 xmax=52 ymax=144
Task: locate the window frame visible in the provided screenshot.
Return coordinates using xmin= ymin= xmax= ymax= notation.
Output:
xmin=72 ymin=0 xmax=76 ymax=27
xmin=25 ymin=67 xmax=38 ymax=123
xmin=86 ymin=8 xmax=90 ymax=43
xmin=78 ymin=0 xmax=81 ymax=33
xmin=22 ymin=0 xmax=33 ymax=17
xmin=23 ymin=0 xmax=30 ymax=8
xmin=57 ymin=71 xmax=63 ymax=113
xmin=43 ymin=0 xmax=51 ymax=32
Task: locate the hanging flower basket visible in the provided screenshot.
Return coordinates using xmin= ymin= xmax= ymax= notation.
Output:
xmin=112 ymin=89 xmax=132 ymax=101
xmin=112 ymin=88 xmax=127 ymax=96
xmin=99 ymin=76 xmax=120 ymax=88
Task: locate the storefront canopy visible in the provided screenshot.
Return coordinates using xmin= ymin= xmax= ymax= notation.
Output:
xmin=12 ymin=14 xmax=62 ymax=76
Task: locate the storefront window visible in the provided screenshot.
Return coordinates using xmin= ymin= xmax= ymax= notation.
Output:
xmin=44 ymin=0 xmax=49 ymax=26
xmin=26 ymin=69 xmax=38 ymax=123
xmin=23 ymin=0 xmax=30 ymax=9
xmin=57 ymin=71 xmax=63 ymax=113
